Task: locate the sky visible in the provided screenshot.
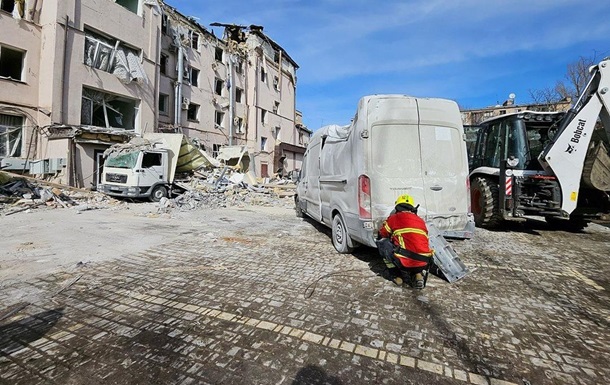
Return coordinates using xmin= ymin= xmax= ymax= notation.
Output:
xmin=167 ymin=0 xmax=610 ymax=131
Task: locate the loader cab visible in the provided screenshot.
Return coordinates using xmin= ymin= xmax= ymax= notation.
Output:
xmin=470 ymin=112 xmax=565 ymax=172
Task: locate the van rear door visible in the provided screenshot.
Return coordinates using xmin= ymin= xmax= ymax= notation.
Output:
xmin=418 ymin=99 xmax=469 ymax=230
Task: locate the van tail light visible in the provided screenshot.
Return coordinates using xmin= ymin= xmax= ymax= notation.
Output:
xmin=466 ymin=177 xmax=471 ymax=213
xmin=358 ymin=174 xmax=371 ymax=219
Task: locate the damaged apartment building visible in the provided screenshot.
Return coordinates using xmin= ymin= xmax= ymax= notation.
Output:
xmin=0 ymin=0 xmax=310 ymax=189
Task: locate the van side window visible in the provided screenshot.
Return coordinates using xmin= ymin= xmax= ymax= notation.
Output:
xmin=142 ymin=152 xmax=162 ymax=168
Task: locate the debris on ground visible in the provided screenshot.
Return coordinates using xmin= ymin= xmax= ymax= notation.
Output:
xmin=1 ymin=166 xmax=298 ymax=216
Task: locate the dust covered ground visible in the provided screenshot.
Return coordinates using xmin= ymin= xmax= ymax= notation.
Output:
xmin=1 ymin=202 xmax=609 ymax=385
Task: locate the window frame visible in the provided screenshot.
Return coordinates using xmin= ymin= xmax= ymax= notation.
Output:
xmin=0 ymin=45 xmax=25 ymax=82
xmin=187 ymin=103 xmax=200 ymax=122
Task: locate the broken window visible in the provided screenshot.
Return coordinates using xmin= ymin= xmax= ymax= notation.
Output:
xmin=235 ymin=60 xmax=244 ymax=74
xmin=215 ymin=111 xmax=224 ymax=127
xmin=159 ymin=93 xmax=169 ymax=115
xmin=273 ymin=101 xmax=280 ymax=114
xmin=81 ymin=87 xmax=137 ymax=130
xmin=235 ymin=117 xmax=244 ymax=133
xmin=214 ymin=78 xmax=223 ymax=96
xmin=0 ymin=45 xmax=25 ymax=81
xmin=105 ymin=151 xmax=138 ymax=168
xmin=187 ymin=103 xmax=199 ymax=121
xmin=115 ymin=0 xmax=138 ymax=14
xmin=0 ymin=113 xmax=23 ymax=157
xmin=160 ymin=53 xmax=168 ymax=75
xmin=235 ymin=88 xmax=243 ymax=103
xmin=190 ymin=67 xmax=199 ymax=87
xmin=191 ymin=32 xmax=199 ymax=50
xmin=142 ymin=152 xmax=162 ymax=167
xmin=260 ymin=68 xmax=267 ymax=83
xmin=261 ymin=110 xmax=267 ymax=125
xmin=1 ymin=0 xmax=15 ymax=13
xmin=215 ymin=47 xmax=223 ymax=62
xmin=273 ymin=76 xmax=279 ymax=91
xmin=161 ymin=14 xmax=169 ymax=35
xmin=212 ymin=143 xmax=221 ymax=158
xmin=84 ymin=28 xmax=146 ymax=84
xmin=261 ymin=137 xmax=267 ymax=151
xmin=298 ymin=132 xmax=304 ymax=145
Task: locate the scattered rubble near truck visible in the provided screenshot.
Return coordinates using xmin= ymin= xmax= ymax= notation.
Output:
xmin=295 ymin=94 xmax=475 ymax=254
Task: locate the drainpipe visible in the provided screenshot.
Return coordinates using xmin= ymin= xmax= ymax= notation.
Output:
xmin=228 ymin=54 xmax=235 ymax=145
xmin=174 ymin=45 xmax=184 ymax=128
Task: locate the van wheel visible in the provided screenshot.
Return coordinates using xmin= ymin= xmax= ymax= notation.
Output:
xmin=470 ymin=177 xmax=502 ymax=228
xmin=294 ymin=196 xmax=304 ymax=218
xmin=332 ymin=214 xmax=353 ymax=254
xmin=150 ymin=185 xmax=168 ymax=202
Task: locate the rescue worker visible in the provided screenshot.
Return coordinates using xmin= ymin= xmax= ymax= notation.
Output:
xmin=377 ymin=194 xmax=433 ymax=289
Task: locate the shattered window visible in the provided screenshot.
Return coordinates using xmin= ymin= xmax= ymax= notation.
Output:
xmin=0 ymin=45 xmax=25 ymax=81
xmin=215 ymin=47 xmax=223 ymax=62
xmin=191 ymin=32 xmax=199 ymax=50
xmin=215 ymin=111 xmax=224 ymax=127
xmin=261 ymin=110 xmax=267 ymax=125
xmin=160 ymin=53 xmax=168 ymax=75
xmin=81 ymin=87 xmax=137 ymax=130
xmin=190 ymin=67 xmax=199 ymax=87
xmin=105 ymin=151 xmax=139 ymax=169
xmin=0 ymin=113 xmax=23 ymax=157
xmin=187 ymin=103 xmax=199 ymax=121
xmin=83 ymin=28 xmax=146 ymax=84
xmin=161 ymin=14 xmax=168 ymax=34
xmin=235 ymin=88 xmax=243 ymax=103
xmin=261 ymin=136 xmax=267 ymax=151
xmin=142 ymin=152 xmax=162 ymax=167
xmin=260 ymin=68 xmax=267 ymax=83
xmin=159 ymin=93 xmax=169 ymax=115
xmin=214 ymin=78 xmax=223 ymax=95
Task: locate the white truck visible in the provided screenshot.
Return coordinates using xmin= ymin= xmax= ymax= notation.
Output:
xmin=98 ymin=133 xmax=214 ymax=201
xmin=295 ymin=94 xmax=475 ymax=253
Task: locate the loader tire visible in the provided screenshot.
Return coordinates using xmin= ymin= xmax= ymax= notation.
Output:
xmin=470 ymin=177 xmax=502 ymax=228
xmin=544 ymin=216 xmax=588 ymax=232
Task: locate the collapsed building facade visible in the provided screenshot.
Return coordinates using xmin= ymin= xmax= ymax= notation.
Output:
xmin=0 ymin=0 xmax=311 ymax=189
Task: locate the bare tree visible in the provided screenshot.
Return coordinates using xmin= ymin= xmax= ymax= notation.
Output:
xmin=528 ymin=55 xmax=599 ymax=109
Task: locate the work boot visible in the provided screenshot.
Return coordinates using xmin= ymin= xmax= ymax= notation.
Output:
xmin=414 ymin=273 xmax=425 ymax=290
xmin=384 ymin=267 xmax=403 ymax=286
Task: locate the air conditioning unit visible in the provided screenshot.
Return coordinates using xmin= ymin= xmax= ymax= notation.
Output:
xmin=181 ymin=97 xmax=190 ymax=109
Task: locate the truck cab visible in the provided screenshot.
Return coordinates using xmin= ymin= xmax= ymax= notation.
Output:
xmin=98 ymin=149 xmax=170 ymax=201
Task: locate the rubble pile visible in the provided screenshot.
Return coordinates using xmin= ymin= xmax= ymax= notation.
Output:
xmin=157 ymin=174 xmax=297 ymax=214
xmin=0 ymin=172 xmax=117 ymax=216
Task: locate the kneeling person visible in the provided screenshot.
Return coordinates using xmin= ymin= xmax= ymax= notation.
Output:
xmin=377 ymin=194 xmax=433 ymax=289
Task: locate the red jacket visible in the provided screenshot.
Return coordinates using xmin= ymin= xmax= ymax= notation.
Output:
xmin=379 ymin=210 xmax=432 ymax=268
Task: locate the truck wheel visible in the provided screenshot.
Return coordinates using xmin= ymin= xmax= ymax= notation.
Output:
xmin=332 ymin=213 xmax=353 ymax=254
xmin=470 ymin=177 xmax=502 ymax=228
xmin=150 ymin=185 xmax=168 ymax=202
xmin=545 ymin=216 xmax=588 ymax=232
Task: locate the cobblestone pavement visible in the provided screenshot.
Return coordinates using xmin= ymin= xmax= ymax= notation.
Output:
xmin=1 ymin=206 xmax=609 ymax=385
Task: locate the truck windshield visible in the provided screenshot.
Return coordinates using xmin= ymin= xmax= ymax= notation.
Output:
xmin=104 ymin=152 xmax=139 ymax=169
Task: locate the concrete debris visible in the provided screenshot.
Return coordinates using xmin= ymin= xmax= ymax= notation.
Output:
xmin=1 ymin=167 xmax=297 ymax=216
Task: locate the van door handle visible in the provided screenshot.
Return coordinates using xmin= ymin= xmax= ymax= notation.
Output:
xmin=430 ymin=186 xmax=443 ymax=191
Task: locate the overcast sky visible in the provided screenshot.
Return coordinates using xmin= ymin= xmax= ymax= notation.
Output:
xmin=166 ymin=0 xmax=610 ymax=130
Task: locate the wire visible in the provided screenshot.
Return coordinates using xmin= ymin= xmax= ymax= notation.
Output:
xmin=303 ymin=268 xmax=375 ymax=299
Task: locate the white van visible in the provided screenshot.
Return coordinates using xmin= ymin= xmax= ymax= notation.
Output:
xmin=295 ymin=94 xmax=474 ymax=253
